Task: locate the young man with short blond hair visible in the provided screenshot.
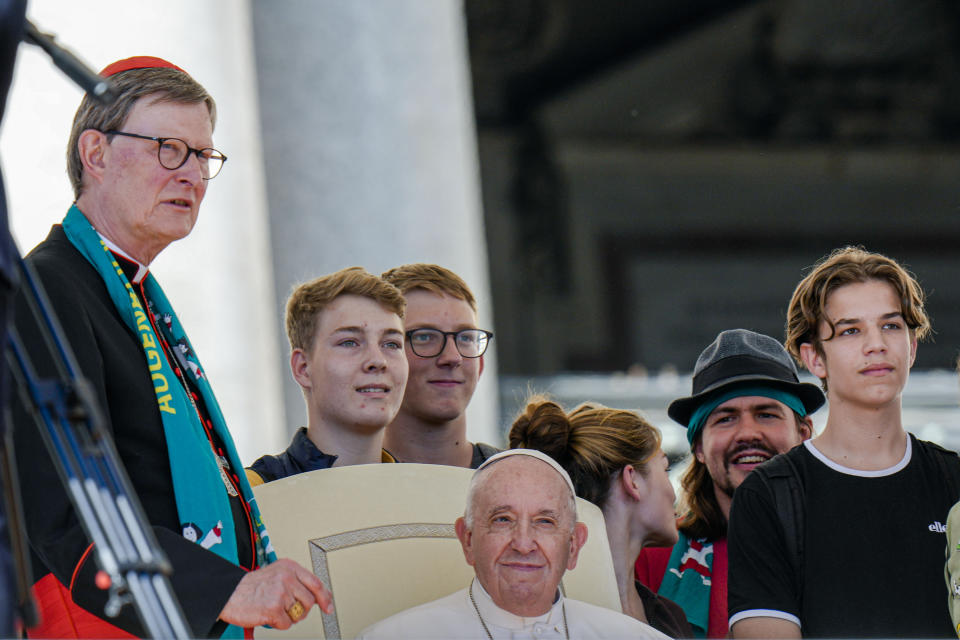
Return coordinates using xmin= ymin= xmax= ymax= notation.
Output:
xmin=248 ymin=267 xmax=408 ymax=483
xmin=729 ymin=247 xmax=960 ymax=638
xmin=381 ymin=264 xmax=498 ymax=468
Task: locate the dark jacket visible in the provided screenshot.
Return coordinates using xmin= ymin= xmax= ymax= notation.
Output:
xmin=248 ymin=427 xmax=397 ymax=484
xmin=12 ymin=225 xmax=248 ymax=637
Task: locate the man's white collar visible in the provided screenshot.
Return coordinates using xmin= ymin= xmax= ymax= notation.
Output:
xmin=96 ymin=232 xmax=148 ymax=284
xmin=471 ymin=578 xmax=565 ymax=633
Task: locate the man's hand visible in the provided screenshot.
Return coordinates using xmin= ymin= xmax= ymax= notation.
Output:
xmin=219 ymin=558 xmax=334 ymax=629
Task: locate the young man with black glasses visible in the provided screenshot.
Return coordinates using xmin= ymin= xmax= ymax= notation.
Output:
xmin=381 ymin=264 xmax=499 ymax=468
xmin=247 ymin=267 xmax=408 ymax=483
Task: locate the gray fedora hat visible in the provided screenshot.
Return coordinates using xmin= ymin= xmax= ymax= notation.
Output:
xmin=668 ymin=329 xmax=825 ymax=427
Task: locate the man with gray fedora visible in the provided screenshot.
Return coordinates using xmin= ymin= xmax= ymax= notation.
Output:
xmin=634 ymin=329 xmax=824 ymax=638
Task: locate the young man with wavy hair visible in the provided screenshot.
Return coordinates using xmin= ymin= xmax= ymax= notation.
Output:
xmin=729 ymin=247 xmax=960 ymax=638
xmin=635 ymin=329 xmax=821 ymax=638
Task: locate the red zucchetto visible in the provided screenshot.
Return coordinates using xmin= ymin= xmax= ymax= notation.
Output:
xmin=99 ymin=56 xmax=188 ymax=77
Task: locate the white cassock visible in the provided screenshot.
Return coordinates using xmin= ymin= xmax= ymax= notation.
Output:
xmin=357 ymin=578 xmax=671 ymax=639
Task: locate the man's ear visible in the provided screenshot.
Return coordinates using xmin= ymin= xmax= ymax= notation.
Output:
xmin=455 ymin=516 xmax=475 ymax=567
xmin=478 ymin=354 xmax=485 ymax=378
xmin=909 ymin=334 xmax=918 ymax=368
xmin=799 ymin=342 xmax=827 ymax=380
xmin=566 ymin=522 xmax=589 ymax=571
xmin=797 ymin=416 xmax=813 ymax=442
xmin=290 ymin=348 xmax=311 ymax=388
xmin=77 ymin=129 xmax=109 ymax=184
xmin=692 ymin=438 xmax=705 ymax=464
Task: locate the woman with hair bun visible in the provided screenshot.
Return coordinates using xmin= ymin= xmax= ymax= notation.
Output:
xmin=509 ymin=395 xmax=693 ymax=638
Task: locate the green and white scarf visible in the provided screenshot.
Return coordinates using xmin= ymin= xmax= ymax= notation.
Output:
xmin=62 ymin=204 xmax=276 ymax=638
xmin=659 ymin=532 xmax=713 ymax=638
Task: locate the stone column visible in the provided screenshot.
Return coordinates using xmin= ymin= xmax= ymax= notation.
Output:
xmin=252 ymin=0 xmax=499 ymax=445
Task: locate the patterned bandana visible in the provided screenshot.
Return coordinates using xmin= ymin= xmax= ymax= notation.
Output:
xmin=62 ymin=205 xmax=276 ymax=638
xmin=658 ymin=532 xmax=713 ymax=638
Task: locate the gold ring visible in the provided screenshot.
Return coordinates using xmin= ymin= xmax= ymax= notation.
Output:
xmin=287 ymin=601 xmax=306 ymax=622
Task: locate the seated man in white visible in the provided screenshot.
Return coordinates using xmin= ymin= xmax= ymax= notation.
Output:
xmin=358 ymin=449 xmax=669 ymax=639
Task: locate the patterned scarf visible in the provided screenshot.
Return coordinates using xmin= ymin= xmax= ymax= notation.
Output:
xmin=62 ymin=205 xmax=276 ymax=638
xmin=658 ymin=531 xmax=713 ymax=638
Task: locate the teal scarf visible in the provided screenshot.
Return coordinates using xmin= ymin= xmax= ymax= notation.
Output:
xmin=658 ymin=532 xmax=713 ymax=638
xmin=62 ymin=205 xmax=276 ymax=637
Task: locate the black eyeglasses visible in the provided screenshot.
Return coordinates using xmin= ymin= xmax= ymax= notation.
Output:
xmin=405 ymin=328 xmax=493 ymax=358
xmin=103 ymin=130 xmax=227 ymax=179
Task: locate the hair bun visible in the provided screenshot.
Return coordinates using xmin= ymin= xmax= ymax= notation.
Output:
xmin=508 ymin=397 xmax=571 ymax=464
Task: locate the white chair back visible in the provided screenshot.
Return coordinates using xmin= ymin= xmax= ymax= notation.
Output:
xmin=252 ymin=463 xmax=620 ymax=639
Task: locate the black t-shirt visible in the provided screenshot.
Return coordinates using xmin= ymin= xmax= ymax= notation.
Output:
xmin=728 ymin=435 xmax=960 ymax=638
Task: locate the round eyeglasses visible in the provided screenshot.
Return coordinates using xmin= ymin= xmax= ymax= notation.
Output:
xmin=103 ymin=130 xmax=227 ymax=179
xmin=405 ymin=328 xmax=493 ymax=358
